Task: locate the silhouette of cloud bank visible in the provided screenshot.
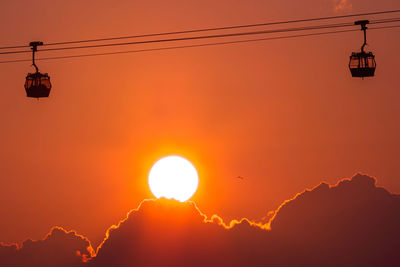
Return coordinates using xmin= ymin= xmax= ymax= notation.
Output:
xmin=0 ymin=227 xmax=93 ymax=267
xmin=1 ymin=173 xmax=400 ymax=267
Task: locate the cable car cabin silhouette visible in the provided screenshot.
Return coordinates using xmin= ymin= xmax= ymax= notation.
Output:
xmin=349 ymin=20 xmax=376 ymax=78
xmin=25 ymin=41 xmax=52 ymax=98
xmin=349 ymin=52 xmax=376 ymax=77
xmin=25 ymin=72 xmax=51 ymax=98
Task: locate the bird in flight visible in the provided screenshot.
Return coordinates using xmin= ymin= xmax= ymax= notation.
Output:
xmin=236 ymin=176 xmax=244 ymax=180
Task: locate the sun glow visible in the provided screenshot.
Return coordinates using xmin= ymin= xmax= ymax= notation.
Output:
xmin=148 ymin=156 xmax=199 ymax=202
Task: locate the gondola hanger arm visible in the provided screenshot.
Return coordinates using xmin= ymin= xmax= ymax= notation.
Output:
xmin=29 ymin=41 xmax=43 ymax=73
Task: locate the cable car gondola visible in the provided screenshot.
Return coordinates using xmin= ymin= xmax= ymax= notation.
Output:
xmin=24 ymin=41 xmax=52 ymax=98
xmin=349 ymin=20 xmax=376 ymax=78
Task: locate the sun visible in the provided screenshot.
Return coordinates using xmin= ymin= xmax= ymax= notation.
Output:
xmin=148 ymin=156 xmax=199 ymax=202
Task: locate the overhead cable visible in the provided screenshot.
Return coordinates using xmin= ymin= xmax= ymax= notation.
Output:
xmin=0 ymin=9 xmax=399 ymax=50
xmin=1 ymin=24 xmax=398 ymax=64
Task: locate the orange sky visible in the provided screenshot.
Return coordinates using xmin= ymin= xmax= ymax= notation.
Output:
xmin=0 ymin=0 xmax=399 ymax=247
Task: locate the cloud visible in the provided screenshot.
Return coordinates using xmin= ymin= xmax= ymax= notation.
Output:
xmin=332 ymin=0 xmax=353 ymax=12
xmin=0 ymin=227 xmax=94 ymax=267
xmin=0 ymin=242 xmax=18 ymax=266
xmin=90 ymin=199 xmax=248 ymax=266
xmin=89 ymin=173 xmax=400 ymax=266
xmin=269 ymin=173 xmax=400 ymax=265
xmin=1 ymin=173 xmax=400 ymax=266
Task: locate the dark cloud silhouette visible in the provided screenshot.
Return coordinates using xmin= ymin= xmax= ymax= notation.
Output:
xmin=0 ymin=227 xmax=93 ymax=267
xmin=269 ymin=173 xmax=400 ymax=266
xmin=1 ymin=173 xmax=400 ymax=266
xmin=90 ymin=200 xmax=240 ymax=266
xmin=0 ymin=243 xmax=18 ymax=266
xmin=90 ymin=173 xmax=400 ymax=266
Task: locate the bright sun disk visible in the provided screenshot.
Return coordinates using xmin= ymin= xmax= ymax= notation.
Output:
xmin=148 ymin=156 xmax=199 ymax=202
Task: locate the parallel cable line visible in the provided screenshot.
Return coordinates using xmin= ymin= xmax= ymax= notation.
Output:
xmin=2 ymin=17 xmax=400 ymax=56
xmin=1 ymin=25 xmax=398 ymax=64
xmin=1 ymin=9 xmax=399 ymax=50
xmin=0 ymin=21 xmax=362 ymax=55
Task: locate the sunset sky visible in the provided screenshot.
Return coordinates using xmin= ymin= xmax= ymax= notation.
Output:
xmin=1 ymin=0 xmax=400 ymax=261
